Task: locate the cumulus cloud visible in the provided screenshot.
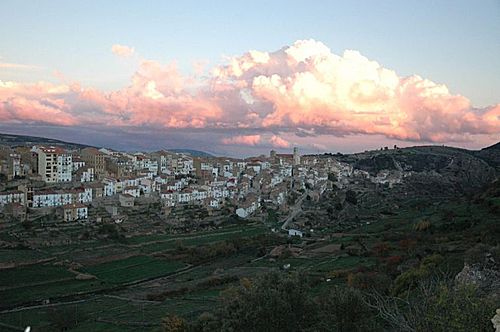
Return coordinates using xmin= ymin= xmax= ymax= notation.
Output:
xmin=269 ymin=135 xmax=290 ymax=148
xmin=222 ymin=135 xmax=261 ymax=146
xmin=111 ymin=44 xmax=135 ymax=57
xmin=1 ymin=40 xmax=499 ymax=148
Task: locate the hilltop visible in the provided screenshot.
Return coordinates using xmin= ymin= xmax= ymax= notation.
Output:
xmin=0 ymin=133 xmax=213 ymax=156
xmin=0 ymin=133 xmax=95 ymax=150
xmin=167 ymin=148 xmax=214 ymax=157
xmin=475 ymin=141 xmax=500 ymax=169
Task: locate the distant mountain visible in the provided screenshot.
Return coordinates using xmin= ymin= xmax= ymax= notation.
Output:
xmin=0 ymin=133 xmax=95 ymax=150
xmin=0 ymin=133 xmax=214 ymax=157
xmin=167 ymin=149 xmax=214 ymax=157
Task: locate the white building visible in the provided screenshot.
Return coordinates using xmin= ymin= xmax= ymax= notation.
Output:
xmin=33 ymin=146 xmax=72 ymax=183
xmin=0 ymin=190 xmax=25 ymax=206
xmin=102 ymin=178 xmax=117 ymax=196
xmin=32 ymin=188 xmax=92 ymax=208
xmin=79 ymin=167 xmax=95 ymax=183
xmin=288 ymin=229 xmax=303 ymax=237
xmin=62 ymin=203 xmax=88 ymax=222
xmin=235 ymin=196 xmax=260 ymax=219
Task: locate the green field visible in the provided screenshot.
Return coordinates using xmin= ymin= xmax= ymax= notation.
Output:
xmin=82 ymin=255 xmax=186 ymax=284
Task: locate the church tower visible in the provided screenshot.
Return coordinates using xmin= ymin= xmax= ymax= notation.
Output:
xmin=293 ymin=147 xmax=300 ymax=166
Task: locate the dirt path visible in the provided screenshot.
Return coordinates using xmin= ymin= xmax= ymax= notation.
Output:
xmin=281 ymin=191 xmax=308 ymax=230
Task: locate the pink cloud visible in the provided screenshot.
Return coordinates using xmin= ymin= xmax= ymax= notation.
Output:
xmin=0 ymin=40 xmax=498 ymax=148
xmin=222 ymin=135 xmax=261 ymax=146
xmin=0 ymin=62 xmax=38 ymax=70
xmin=111 ymin=44 xmax=135 ymax=57
xmin=269 ymin=135 xmax=290 ymax=148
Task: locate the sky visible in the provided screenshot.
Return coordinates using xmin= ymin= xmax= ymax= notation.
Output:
xmin=0 ymin=0 xmax=499 ymax=156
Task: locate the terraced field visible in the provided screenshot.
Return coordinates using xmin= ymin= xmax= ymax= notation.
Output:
xmin=1 ymin=192 xmax=499 ymax=331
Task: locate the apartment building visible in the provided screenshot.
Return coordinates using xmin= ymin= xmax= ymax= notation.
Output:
xmin=33 ymin=146 xmax=72 ymax=183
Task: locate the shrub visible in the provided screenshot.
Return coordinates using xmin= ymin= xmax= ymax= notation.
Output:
xmin=374 ymin=281 xmax=497 ymax=332
xmin=392 ymin=254 xmax=443 ymax=296
xmin=316 ymin=286 xmax=381 ymax=331
xmin=372 ymin=242 xmax=390 ymax=256
xmin=345 ymin=190 xmax=358 ymax=205
xmin=414 ymin=219 xmax=431 ymax=231
xmin=204 ymin=272 xmax=316 ymax=332
xmin=162 ymin=313 xmax=188 ymax=332
xmin=347 ymin=272 xmax=391 ymax=294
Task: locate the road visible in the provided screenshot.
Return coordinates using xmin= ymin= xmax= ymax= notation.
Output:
xmin=281 ymin=190 xmax=308 ymax=230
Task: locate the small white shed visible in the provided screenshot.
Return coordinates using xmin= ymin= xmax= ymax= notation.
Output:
xmin=288 ymin=229 xmax=303 ymax=237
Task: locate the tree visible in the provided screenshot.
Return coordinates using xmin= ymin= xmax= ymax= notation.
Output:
xmin=201 ymin=272 xmax=316 ymax=332
xmin=328 ymin=173 xmax=338 ymax=182
xmin=345 ymin=190 xmax=357 ymax=205
xmin=315 ymin=286 xmax=379 ymax=332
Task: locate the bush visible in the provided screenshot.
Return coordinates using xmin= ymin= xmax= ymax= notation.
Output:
xmin=328 ymin=173 xmax=338 ymax=182
xmin=347 ymin=272 xmax=391 ymax=294
xmin=198 ymin=272 xmax=316 ymax=332
xmin=392 ymin=254 xmax=443 ymax=296
xmin=374 ymin=281 xmax=497 ymax=332
xmin=316 ymin=286 xmax=381 ymax=331
xmin=414 ymin=219 xmax=431 ymax=231
xmin=162 ymin=313 xmax=188 ymax=332
xmin=372 ymin=242 xmax=390 ymax=256
xmin=420 ymin=284 xmax=497 ymax=332
xmin=345 ymin=190 xmax=358 ymax=205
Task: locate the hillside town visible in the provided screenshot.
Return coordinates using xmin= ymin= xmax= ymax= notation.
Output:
xmin=0 ymin=144 xmax=324 ymax=224
xmin=0 ymin=141 xmax=475 ymax=232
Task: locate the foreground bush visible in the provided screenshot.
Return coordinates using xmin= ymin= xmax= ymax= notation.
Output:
xmin=371 ymin=280 xmax=497 ymax=332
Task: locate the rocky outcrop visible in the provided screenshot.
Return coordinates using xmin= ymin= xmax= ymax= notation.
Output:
xmin=345 ymin=146 xmax=497 ymax=198
xmin=455 ymin=263 xmax=500 ymax=298
xmin=492 ymin=309 xmax=500 ymax=332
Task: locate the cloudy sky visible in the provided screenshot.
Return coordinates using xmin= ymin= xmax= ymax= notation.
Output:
xmin=1 ymin=0 xmax=499 ymax=156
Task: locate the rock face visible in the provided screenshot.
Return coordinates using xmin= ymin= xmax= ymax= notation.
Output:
xmin=455 ymin=263 xmax=500 ymax=298
xmin=301 ymin=145 xmax=499 ymax=230
xmin=492 ymin=309 xmax=500 ymax=332
xmin=337 ymin=146 xmax=498 ymax=200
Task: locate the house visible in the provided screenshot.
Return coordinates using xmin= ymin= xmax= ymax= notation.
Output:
xmin=73 ymin=187 xmax=92 ymax=204
xmin=160 ymin=189 xmax=177 ymax=207
xmin=33 ymin=146 xmax=72 ymax=183
xmin=270 ymin=185 xmax=287 ymax=206
xmin=235 ymin=195 xmax=260 ymax=219
xmin=86 ymin=183 xmax=104 ymax=198
xmin=75 ymin=166 xmax=95 ymax=182
xmin=119 ymin=194 xmax=135 ymax=207
xmin=4 ymin=203 xmax=27 ymax=221
xmin=102 ymin=177 xmax=117 ymax=196
xmin=138 ymin=178 xmax=154 ymax=195
xmin=80 ymin=147 xmax=106 ymax=179
xmin=288 ymin=229 xmax=303 ymax=237
xmin=0 ymin=190 xmax=25 ymax=206
xmin=206 ymin=198 xmax=221 ymax=209
xmin=72 ymin=157 xmax=86 ymax=172
xmin=178 ymin=188 xmax=193 ymax=204
xmin=123 ymin=186 xmax=141 ymax=198
xmin=61 ymin=203 xmax=88 ymax=222
xmin=31 ymin=188 xmax=92 ymax=208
